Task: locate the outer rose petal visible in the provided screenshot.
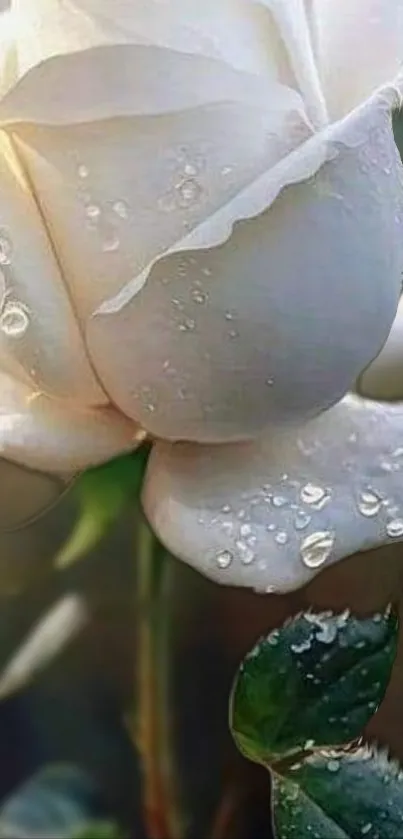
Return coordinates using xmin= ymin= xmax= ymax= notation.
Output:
xmin=0 ymin=130 xmax=106 ymax=406
xmin=86 ymin=96 xmax=403 ymax=441
xmin=143 ymin=394 xmax=403 ymax=594
xmin=313 ymin=0 xmax=403 ymax=118
xmin=0 ymin=371 xmax=141 ymax=475
xmin=358 ymin=298 xmax=403 ymax=401
xmin=0 ymin=459 xmax=68 ymax=530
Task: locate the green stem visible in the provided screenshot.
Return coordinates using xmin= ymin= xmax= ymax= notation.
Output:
xmin=133 ymin=513 xmax=184 ymax=839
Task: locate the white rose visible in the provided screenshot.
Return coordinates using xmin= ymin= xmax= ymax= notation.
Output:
xmin=0 ymin=0 xmax=403 ymax=592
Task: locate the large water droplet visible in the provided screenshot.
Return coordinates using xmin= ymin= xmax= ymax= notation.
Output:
xmin=386 ymin=518 xmax=403 ymax=538
xmin=216 ymin=549 xmax=233 ymax=569
xmin=300 ymin=483 xmax=330 ymax=509
xmin=300 ymin=531 xmax=334 ymax=569
xmin=0 ymin=231 xmax=13 ymax=266
xmin=358 ymin=490 xmax=382 ymax=518
xmin=0 ymin=301 xmax=30 ymax=338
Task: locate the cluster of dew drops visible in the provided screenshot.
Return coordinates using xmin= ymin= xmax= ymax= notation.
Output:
xmin=0 ymin=230 xmax=30 ymax=340
xmin=214 ymin=444 xmax=403 ymax=581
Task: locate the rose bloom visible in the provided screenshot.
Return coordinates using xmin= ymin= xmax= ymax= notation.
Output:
xmin=0 ymin=1 xmax=403 ymax=592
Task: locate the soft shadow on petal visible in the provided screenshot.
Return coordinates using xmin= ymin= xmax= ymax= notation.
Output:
xmin=88 ymin=96 xmax=403 ymax=441
xmin=358 ymin=297 xmax=403 ymax=400
xmin=0 ymin=371 xmax=140 ymax=474
xmin=0 ymin=130 xmax=106 ymax=406
xmin=143 ymin=394 xmax=403 ymax=593
xmin=0 ymin=458 xmax=69 ymax=531
xmin=313 ymin=0 xmax=403 ymax=118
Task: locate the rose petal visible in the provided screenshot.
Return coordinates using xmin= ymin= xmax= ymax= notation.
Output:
xmin=0 ymin=130 xmax=106 ymax=406
xmin=0 ymin=458 xmax=69 ymax=530
xmin=0 ymin=370 xmax=141 ymax=474
xmin=10 ymin=0 xmax=292 ymax=80
xmin=87 ymin=95 xmax=403 ymax=441
xmin=11 ymin=75 xmax=308 ymax=320
xmin=143 ymin=394 xmax=403 ymax=593
xmin=313 ymin=0 xmax=403 ymax=118
xmin=358 ymin=297 xmax=403 ymax=400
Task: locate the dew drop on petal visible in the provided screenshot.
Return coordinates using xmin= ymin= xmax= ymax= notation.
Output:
xmin=386 ymin=518 xmax=403 ymax=538
xmin=0 ymin=301 xmax=30 ymax=338
xmin=300 ymin=531 xmax=335 ymax=569
xmin=236 ymin=540 xmax=255 ymax=565
xmin=300 ymin=483 xmax=329 ymax=508
xmin=275 ymin=530 xmax=288 ymax=545
xmin=176 ymin=177 xmax=203 ymax=208
xmin=216 ymin=549 xmax=233 ymax=569
xmin=0 ymin=230 xmax=13 ymax=266
xmin=113 ymin=199 xmax=129 ymax=219
xmin=86 ymin=203 xmax=101 ymax=221
xmin=327 ymin=759 xmax=340 ymax=773
xmin=294 ymin=510 xmax=311 ymax=531
xmin=358 ymin=490 xmax=382 ymax=518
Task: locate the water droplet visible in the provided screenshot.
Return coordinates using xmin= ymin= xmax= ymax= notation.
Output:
xmin=294 ymin=511 xmax=311 ymax=531
xmin=113 ymin=199 xmax=129 ymax=219
xmin=272 ymin=495 xmax=287 ymax=508
xmin=221 ymin=165 xmax=233 ymax=176
xmin=267 ymin=630 xmax=280 ymax=646
xmin=291 ymin=638 xmax=312 ymax=654
xmin=236 ymin=540 xmax=255 ymax=565
xmin=145 ymin=402 xmax=156 ymax=413
xmin=77 ymin=163 xmax=89 ymax=179
xmin=0 ymin=231 xmax=13 ymax=266
xmin=176 ymin=177 xmax=203 ymax=208
xmin=300 ymin=531 xmax=335 ymax=569
xmin=225 ymin=311 xmax=234 ymax=321
xmin=266 ymin=377 xmax=275 ymax=386
xmin=304 ymin=739 xmax=315 ymax=750
xmin=300 ymin=483 xmax=330 ymax=509
xmin=221 ymin=504 xmax=231 ymax=514
xmin=184 ymin=162 xmax=198 ymax=176
xmin=327 ymin=759 xmax=340 ymax=773
xmin=386 ymin=518 xmax=403 ymax=538
xmin=216 ymin=549 xmax=233 ymax=569
xmin=240 ymin=523 xmax=252 ymax=538
xmin=361 ymin=824 xmax=372 ymax=835
xmin=191 ymin=288 xmax=208 ymax=304
xmin=86 ymin=203 xmax=101 ymax=221
xmin=102 ymin=231 xmax=120 ymax=253
xmin=275 ymin=530 xmax=288 ymax=545
xmin=178 ymin=318 xmax=196 ymax=332
xmin=201 ymin=267 xmax=212 ymax=277
xmin=228 ymin=329 xmax=238 ymax=339
xmin=358 ymin=490 xmax=382 ymax=518
xmin=0 ymin=301 xmax=30 ymax=337
xmin=316 ymin=622 xmax=337 ymax=644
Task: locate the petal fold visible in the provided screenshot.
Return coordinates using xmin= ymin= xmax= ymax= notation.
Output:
xmin=0 ymin=371 xmax=141 ymax=475
xmin=143 ymin=395 xmax=403 ymax=593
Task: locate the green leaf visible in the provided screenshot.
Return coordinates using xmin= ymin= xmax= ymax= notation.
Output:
xmin=230 ymin=607 xmax=397 ymax=765
xmin=55 ymin=446 xmax=151 ymax=569
xmin=273 ymin=746 xmax=403 ymax=839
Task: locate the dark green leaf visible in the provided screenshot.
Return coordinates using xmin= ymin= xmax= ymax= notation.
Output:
xmin=55 ymin=446 xmax=151 ymax=569
xmin=273 ymin=747 xmax=403 ymax=839
xmin=230 ymin=607 xmax=397 ymax=764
